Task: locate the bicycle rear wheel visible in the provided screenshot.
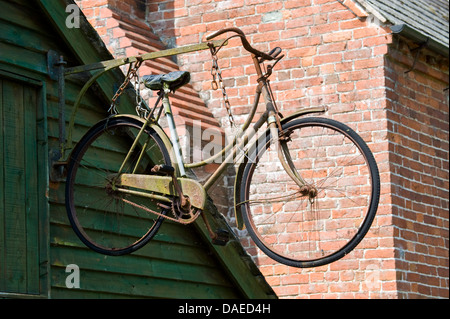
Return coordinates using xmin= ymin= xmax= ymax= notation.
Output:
xmin=240 ymin=117 xmax=380 ymax=268
xmin=65 ymin=116 xmax=171 ymax=256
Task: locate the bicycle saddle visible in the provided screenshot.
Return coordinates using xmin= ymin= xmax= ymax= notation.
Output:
xmin=142 ymin=71 xmax=190 ymax=92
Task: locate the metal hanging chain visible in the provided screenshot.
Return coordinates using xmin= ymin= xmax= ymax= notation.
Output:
xmin=209 ymin=44 xmax=258 ymax=164
xmin=209 ymin=44 xmax=236 ymax=128
xmin=109 ymin=57 xmax=144 ymax=115
xmin=134 ymin=64 xmax=149 ymax=118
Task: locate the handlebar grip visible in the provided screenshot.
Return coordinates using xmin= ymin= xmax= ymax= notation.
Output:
xmin=268 ymin=47 xmax=282 ymax=59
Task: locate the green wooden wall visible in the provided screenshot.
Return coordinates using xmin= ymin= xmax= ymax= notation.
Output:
xmin=0 ymin=0 xmax=272 ymax=299
xmin=0 ymin=75 xmax=41 ymax=296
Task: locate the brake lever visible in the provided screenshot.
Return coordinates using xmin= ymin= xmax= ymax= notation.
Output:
xmin=265 ymin=54 xmax=285 ymax=75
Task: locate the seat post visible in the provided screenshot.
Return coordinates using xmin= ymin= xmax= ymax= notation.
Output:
xmin=162 ymin=84 xmax=187 ymax=177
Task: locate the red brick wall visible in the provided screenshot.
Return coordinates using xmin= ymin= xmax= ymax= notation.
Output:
xmin=145 ymin=0 xmax=397 ymax=299
xmin=76 ymin=0 xmax=449 ymax=298
xmin=385 ymin=36 xmax=449 ymax=298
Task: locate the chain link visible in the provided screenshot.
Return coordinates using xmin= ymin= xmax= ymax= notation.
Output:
xmin=109 ymin=58 xmax=144 ymax=115
xmin=209 ymin=46 xmax=236 ymax=128
xmin=209 ymin=44 xmax=258 ymax=164
xmin=118 ymin=195 xmax=200 ymax=225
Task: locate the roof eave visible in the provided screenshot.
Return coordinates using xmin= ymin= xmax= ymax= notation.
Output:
xmin=391 ymin=24 xmax=449 ymax=58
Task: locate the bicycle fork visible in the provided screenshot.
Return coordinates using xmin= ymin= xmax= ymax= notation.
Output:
xmin=260 ymin=77 xmax=316 ymax=199
xmin=269 ymin=120 xmax=316 ymax=196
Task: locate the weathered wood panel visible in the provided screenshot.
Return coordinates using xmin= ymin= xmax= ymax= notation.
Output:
xmin=0 ymin=77 xmax=40 ymax=295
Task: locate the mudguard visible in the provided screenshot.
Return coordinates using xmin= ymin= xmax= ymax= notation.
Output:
xmin=66 ymin=114 xmax=180 ymax=179
xmin=233 ymin=106 xmax=327 ymax=230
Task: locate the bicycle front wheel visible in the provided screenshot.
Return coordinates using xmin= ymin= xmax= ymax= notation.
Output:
xmin=240 ymin=117 xmax=380 ymax=268
xmin=65 ymin=116 xmax=171 ymax=256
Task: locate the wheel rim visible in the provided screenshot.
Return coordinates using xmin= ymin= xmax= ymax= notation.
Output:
xmin=66 ymin=119 xmax=170 ymax=254
xmin=243 ymin=118 xmax=378 ymax=267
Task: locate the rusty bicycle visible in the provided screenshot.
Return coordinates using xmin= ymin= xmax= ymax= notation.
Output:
xmin=65 ymin=28 xmax=380 ymax=268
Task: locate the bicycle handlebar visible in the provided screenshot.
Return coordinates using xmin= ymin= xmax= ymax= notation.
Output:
xmin=206 ymin=27 xmax=276 ymax=61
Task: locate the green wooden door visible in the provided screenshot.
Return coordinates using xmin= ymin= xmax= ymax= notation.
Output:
xmin=0 ymin=75 xmax=40 ymax=295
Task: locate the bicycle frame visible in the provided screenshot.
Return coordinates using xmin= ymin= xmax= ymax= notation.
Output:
xmin=64 ymin=27 xmax=379 ymax=264
xmin=184 ymin=53 xmax=326 ymax=192
xmin=113 ymin=45 xmax=327 ymax=228
xmin=161 ymin=54 xmax=279 ymax=188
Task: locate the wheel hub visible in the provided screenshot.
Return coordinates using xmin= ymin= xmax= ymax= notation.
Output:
xmin=300 ymin=185 xmax=318 ymax=199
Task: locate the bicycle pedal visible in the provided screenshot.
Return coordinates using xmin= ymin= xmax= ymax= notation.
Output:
xmin=151 ymin=164 xmax=175 ymax=175
xmin=212 ymin=229 xmax=230 ymax=246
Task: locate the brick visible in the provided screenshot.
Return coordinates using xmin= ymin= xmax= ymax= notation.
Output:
xmin=313 ymin=52 xmax=342 ymax=65
xmin=319 ymin=42 xmax=347 ymax=54
xmin=340 ymin=18 xmax=365 ymax=30
xmin=285 ymin=0 xmax=312 ymax=9
xmin=286 ymin=16 xmax=314 ymax=29
xmin=202 ymin=11 xmax=228 ymax=22
xmin=354 ymin=56 xmax=384 ymax=69
xmin=353 ymin=27 xmax=379 ymax=39
xmin=323 ymin=30 xmax=353 ymax=43
xmin=79 ymin=0 xmax=108 ymax=9
xmin=289 ymin=46 xmax=317 ymax=58
xmin=256 ymin=2 xmax=283 ymax=14
xmin=280 ymin=27 xmax=309 ymax=40
xmin=179 ymin=23 xmax=206 ymax=36
xmin=328 ymin=10 xmax=355 ymax=22
xmin=99 ymin=6 xmax=112 ymax=18
xmin=310 ymin=22 xmax=340 ymax=35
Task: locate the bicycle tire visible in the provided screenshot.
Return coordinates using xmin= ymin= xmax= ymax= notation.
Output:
xmin=65 ymin=116 xmax=171 ymax=256
xmin=239 ymin=117 xmax=380 ymax=268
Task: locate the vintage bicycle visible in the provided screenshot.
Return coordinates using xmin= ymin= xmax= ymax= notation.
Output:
xmin=65 ymin=28 xmax=380 ymax=268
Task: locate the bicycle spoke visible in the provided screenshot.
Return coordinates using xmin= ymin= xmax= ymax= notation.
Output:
xmin=241 ymin=117 xmax=379 ymax=267
xmin=66 ymin=117 xmax=171 ymax=255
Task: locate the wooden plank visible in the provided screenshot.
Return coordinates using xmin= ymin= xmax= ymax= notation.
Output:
xmin=50 ymin=267 xmax=239 ymax=298
xmin=0 ymin=77 xmax=41 ymax=295
xmin=0 ymin=0 xmax=56 ymax=39
xmin=0 ymin=78 xmax=4 ymax=291
xmin=3 ymin=79 xmax=27 ymax=293
xmin=23 ymin=85 xmax=40 ymax=294
xmin=36 ymin=81 xmax=50 ymax=298
xmin=49 ymin=203 xmax=207 ymax=249
xmin=49 ymin=221 xmax=217 ymax=268
xmin=0 ymin=42 xmax=47 ymax=75
xmin=50 ymin=246 xmax=234 ymax=288
xmin=0 ymin=18 xmax=57 ymax=54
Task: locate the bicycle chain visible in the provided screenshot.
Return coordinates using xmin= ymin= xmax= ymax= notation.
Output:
xmin=117 ymin=195 xmax=201 ymax=225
